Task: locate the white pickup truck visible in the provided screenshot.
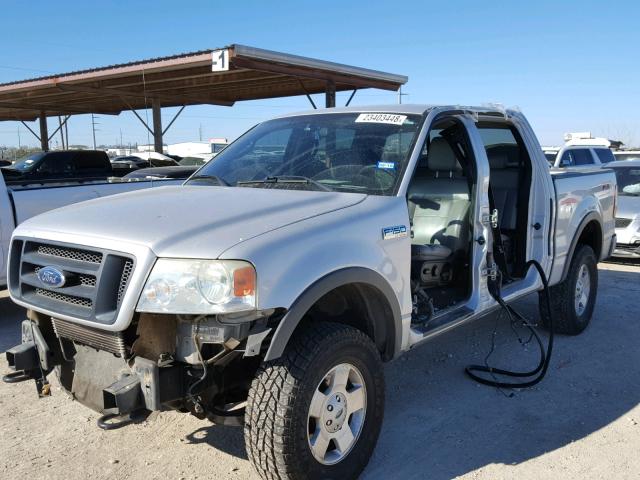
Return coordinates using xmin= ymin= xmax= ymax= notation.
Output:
xmin=3 ymin=105 xmax=616 ymax=480
xmin=0 ymin=173 xmax=180 ymax=287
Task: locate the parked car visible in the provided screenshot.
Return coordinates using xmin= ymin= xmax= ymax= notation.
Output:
xmin=1 ymin=150 xmax=114 ymax=182
xmin=604 ymin=159 xmax=640 ymax=257
xmin=130 ymin=151 xmax=180 ymax=165
xmin=178 ymin=154 xmax=212 ymax=166
xmin=123 ymin=165 xmax=199 ymax=180
xmin=0 ymin=173 xmax=181 ymax=287
xmin=110 ymin=155 xmax=149 ymax=171
xmin=543 ymin=147 xmax=559 ymax=164
xmin=613 ymin=150 xmax=640 ymax=162
xmin=548 ymin=144 xmax=616 ymax=169
xmin=111 ymin=153 xmax=179 ymax=172
xmin=4 ymin=105 xmax=616 ymax=480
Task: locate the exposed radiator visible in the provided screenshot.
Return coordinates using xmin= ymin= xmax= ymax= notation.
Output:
xmin=52 ymin=317 xmax=127 ymax=357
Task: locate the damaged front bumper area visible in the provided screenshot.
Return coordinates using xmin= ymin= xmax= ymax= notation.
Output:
xmin=3 ymin=310 xmax=275 ymax=429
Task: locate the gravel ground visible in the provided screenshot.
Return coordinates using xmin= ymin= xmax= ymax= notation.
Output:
xmin=1 ymin=261 xmax=639 ymax=480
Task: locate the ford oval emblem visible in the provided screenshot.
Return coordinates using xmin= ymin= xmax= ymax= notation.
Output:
xmin=37 ymin=266 xmax=66 ymax=288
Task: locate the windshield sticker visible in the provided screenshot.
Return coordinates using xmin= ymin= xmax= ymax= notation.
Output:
xmin=356 ymin=113 xmax=407 ymax=125
xmin=377 ymin=161 xmax=396 ymax=170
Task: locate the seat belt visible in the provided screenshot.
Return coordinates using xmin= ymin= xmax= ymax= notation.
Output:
xmin=488 ymin=186 xmax=511 ymax=282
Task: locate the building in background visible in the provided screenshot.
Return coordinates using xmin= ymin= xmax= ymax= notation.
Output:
xmin=138 ymin=139 xmax=229 ymax=157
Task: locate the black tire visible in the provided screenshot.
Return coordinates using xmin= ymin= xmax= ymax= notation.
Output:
xmin=244 ymin=322 xmax=385 ymax=480
xmin=539 ymin=244 xmax=598 ymax=335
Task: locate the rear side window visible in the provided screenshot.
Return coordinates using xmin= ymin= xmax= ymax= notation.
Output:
xmin=75 ymin=151 xmax=109 ymax=170
xmin=594 ymin=148 xmax=615 ymax=164
xmin=478 ymin=127 xmax=523 ymax=167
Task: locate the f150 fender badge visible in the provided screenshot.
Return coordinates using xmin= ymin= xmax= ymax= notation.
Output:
xmin=37 ymin=266 xmax=66 ymax=288
xmin=382 ymin=225 xmax=408 ymax=240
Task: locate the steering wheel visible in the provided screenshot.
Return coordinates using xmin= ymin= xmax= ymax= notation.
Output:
xmin=357 ymin=165 xmax=396 ymax=191
xmin=357 ymin=164 xmax=396 ymax=180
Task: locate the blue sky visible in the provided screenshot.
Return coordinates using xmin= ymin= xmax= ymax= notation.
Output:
xmin=0 ymin=0 xmax=638 ymax=148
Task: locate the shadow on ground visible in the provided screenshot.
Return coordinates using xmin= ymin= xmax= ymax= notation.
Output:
xmin=0 ymin=291 xmax=24 ymax=352
xmin=1 ymin=266 xmax=639 ymax=479
xmin=185 ymin=424 xmax=248 ymax=460
xmin=364 ymin=266 xmax=640 ymax=479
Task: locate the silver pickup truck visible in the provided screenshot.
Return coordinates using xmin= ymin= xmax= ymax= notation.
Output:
xmin=0 ymin=173 xmax=180 ymax=287
xmin=4 ymin=105 xmax=616 ymax=480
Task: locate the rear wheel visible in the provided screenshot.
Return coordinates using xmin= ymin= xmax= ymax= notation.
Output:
xmin=539 ymin=244 xmax=598 ymax=334
xmin=244 ymin=322 xmax=385 ymax=480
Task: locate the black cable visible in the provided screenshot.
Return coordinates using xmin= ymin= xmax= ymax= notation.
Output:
xmin=465 ymin=259 xmax=554 ymax=389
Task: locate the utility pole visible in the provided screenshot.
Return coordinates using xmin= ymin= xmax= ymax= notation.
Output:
xmin=397 ymin=86 xmax=409 ymax=105
xmin=17 ymin=127 xmax=21 ymax=148
xmin=199 ymin=123 xmax=202 ymax=141
xmin=58 ymin=116 xmax=66 ymax=149
xmin=91 ymin=114 xmax=99 ymax=149
xmin=120 ymin=128 xmax=123 ymax=149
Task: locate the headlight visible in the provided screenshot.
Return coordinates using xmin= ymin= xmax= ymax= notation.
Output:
xmin=137 ymin=259 xmax=256 ymax=314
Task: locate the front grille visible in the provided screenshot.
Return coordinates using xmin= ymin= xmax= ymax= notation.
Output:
xmin=9 ymin=240 xmax=136 ymax=325
xmin=117 ymin=259 xmax=134 ymax=305
xmin=615 ymin=217 xmax=632 ymax=229
xmin=36 ymin=288 xmax=93 ymax=308
xmin=52 ymin=317 xmax=127 ymax=357
xmin=37 ymin=244 xmax=103 ymax=264
xmin=34 ymin=266 xmax=96 ymax=287
xmin=616 ymin=243 xmax=640 ymax=253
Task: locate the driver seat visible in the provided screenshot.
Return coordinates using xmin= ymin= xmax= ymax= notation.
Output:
xmin=408 ymin=137 xmax=470 ymax=261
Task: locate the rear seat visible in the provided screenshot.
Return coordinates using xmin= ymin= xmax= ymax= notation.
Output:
xmin=487 ymin=152 xmax=519 ymax=231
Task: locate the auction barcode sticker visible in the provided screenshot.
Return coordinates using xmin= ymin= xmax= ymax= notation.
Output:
xmin=355 ymin=113 xmax=407 ymax=125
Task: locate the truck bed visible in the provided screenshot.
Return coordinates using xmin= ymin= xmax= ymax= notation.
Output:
xmin=549 ymin=168 xmax=616 ymax=284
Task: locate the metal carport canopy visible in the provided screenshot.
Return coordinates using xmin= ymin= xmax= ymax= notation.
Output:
xmin=0 ymin=44 xmax=408 ymax=151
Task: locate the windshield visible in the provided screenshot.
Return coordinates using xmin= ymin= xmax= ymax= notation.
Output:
xmin=187 ymin=113 xmax=422 ymax=195
xmin=10 ymin=152 xmax=45 ymax=171
xmin=612 ymin=167 xmax=640 ymax=196
xmin=544 ymin=152 xmax=557 ymax=164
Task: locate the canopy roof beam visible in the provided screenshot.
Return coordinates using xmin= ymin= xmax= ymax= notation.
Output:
xmin=56 ymin=84 xmax=234 ymax=107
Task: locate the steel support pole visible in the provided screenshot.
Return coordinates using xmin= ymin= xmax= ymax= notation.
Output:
xmin=39 ymin=112 xmax=49 ymax=151
xmin=325 ymin=80 xmax=336 ymax=108
xmin=152 ymin=99 xmax=163 ymax=153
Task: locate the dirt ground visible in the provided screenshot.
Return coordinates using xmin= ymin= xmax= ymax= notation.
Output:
xmin=1 ymin=261 xmax=639 ymax=480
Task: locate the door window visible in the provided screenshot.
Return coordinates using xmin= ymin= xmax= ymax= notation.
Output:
xmin=35 ymin=152 xmax=75 ymax=178
xmin=561 ymin=149 xmax=594 ymax=166
xmin=572 ymin=149 xmax=594 ymax=166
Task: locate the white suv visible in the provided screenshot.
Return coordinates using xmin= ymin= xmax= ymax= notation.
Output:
xmin=548 ymin=145 xmax=616 ymax=169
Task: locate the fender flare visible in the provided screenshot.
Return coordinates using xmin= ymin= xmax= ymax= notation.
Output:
xmin=263 ymin=267 xmax=403 ymax=362
xmin=561 ymin=211 xmax=603 ymax=282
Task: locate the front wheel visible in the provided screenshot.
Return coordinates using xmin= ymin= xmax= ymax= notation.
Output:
xmin=244 ymin=322 xmax=385 ymax=480
xmin=539 ymin=244 xmax=598 ymax=334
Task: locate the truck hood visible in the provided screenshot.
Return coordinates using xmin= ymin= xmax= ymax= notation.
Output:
xmin=16 ymin=185 xmax=366 ymax=258
xmin=616 ymin=195 xmax=640 ymax=219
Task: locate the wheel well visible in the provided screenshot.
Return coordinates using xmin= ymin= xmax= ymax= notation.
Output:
xmin=298 ymin=283 xmax=395 ymax=361
xmin=576 ymin=220 xmax=603 ymax=259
